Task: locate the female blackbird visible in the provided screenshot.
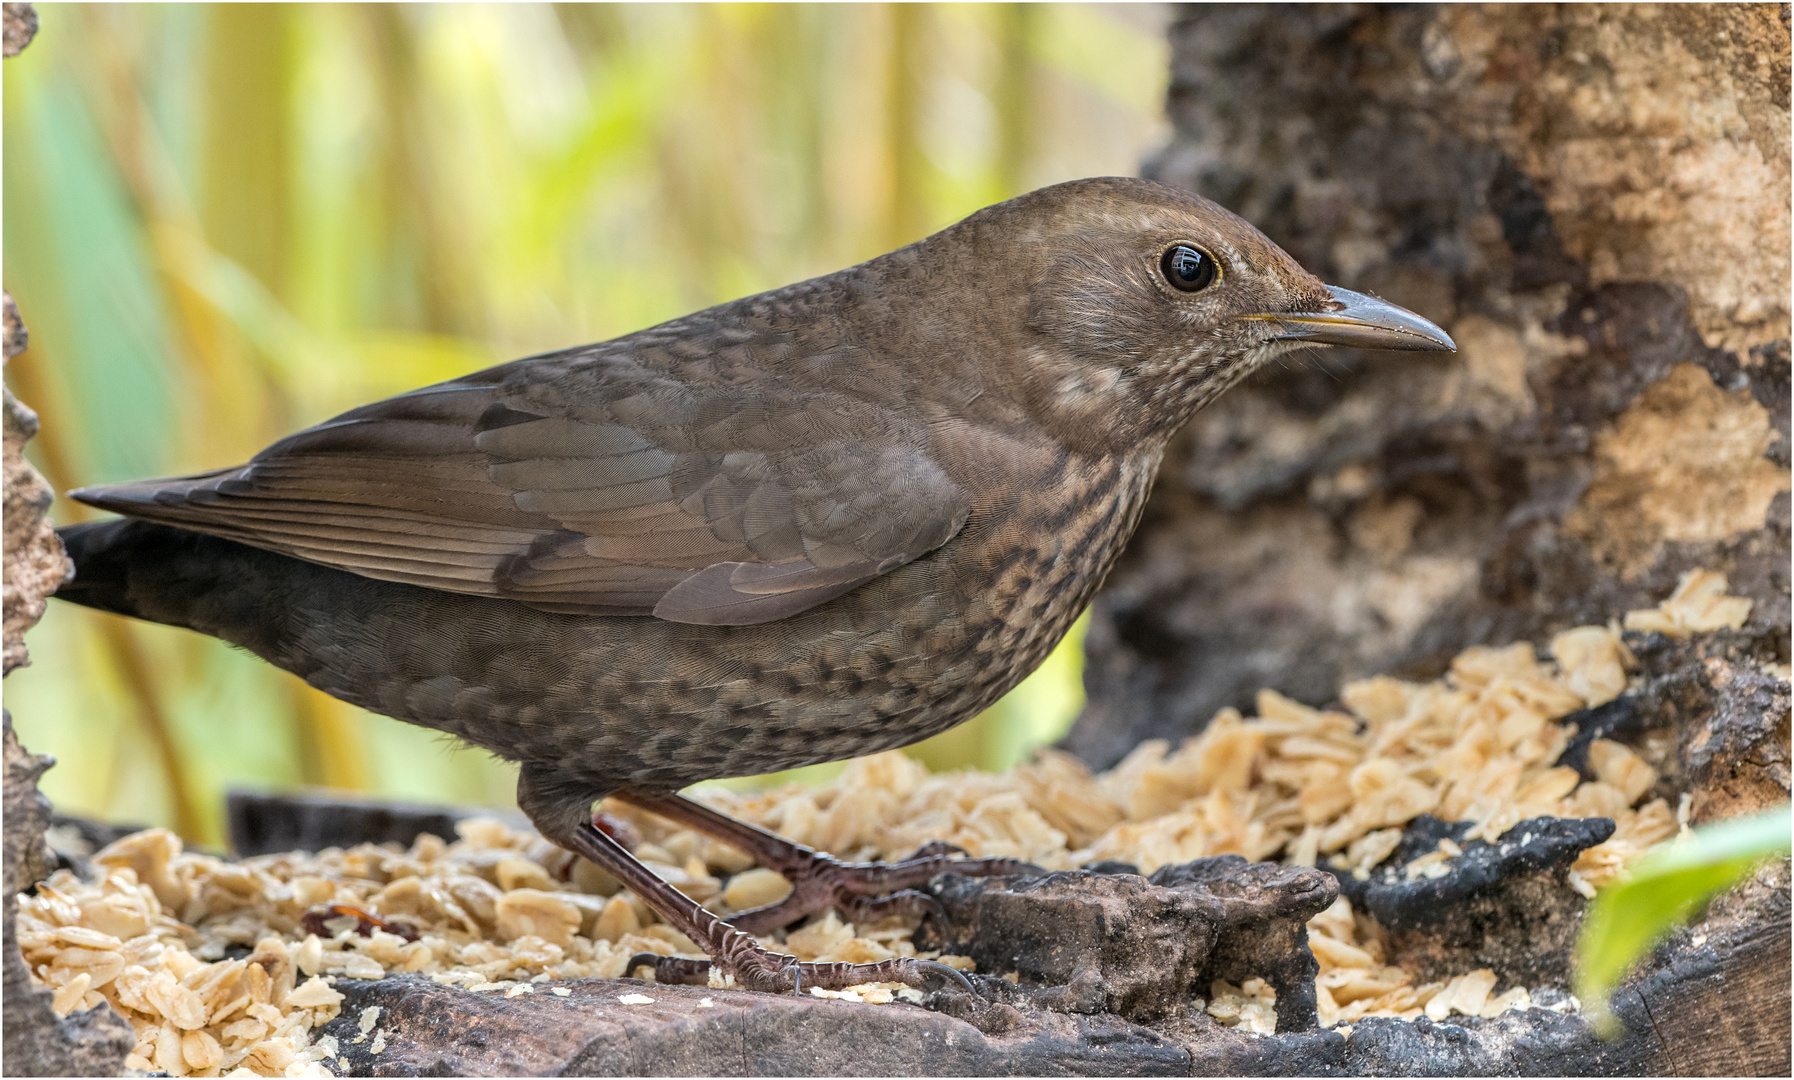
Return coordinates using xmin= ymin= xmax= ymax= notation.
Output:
xmin=56 ymin=177 xmax=1453 ymax=994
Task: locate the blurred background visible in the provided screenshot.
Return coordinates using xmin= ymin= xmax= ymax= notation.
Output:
xmin=3 ymin=2 xmax=1171 ymax=847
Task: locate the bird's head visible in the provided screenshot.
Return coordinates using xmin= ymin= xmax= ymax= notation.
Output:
xmin=949 ymin=177 xmax=1455 ymax=451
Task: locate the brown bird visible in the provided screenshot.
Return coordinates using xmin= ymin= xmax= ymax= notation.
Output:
xmin=55 ymin=177 xmax=1452 ymax=994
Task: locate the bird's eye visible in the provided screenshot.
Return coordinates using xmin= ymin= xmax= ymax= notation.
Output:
xmin=1159 ymin=244 xmax=1217 ymax=293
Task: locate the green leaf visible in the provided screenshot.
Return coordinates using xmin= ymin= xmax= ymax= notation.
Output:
xmin=1574 ymin=803 xmax=1791 ymax=1035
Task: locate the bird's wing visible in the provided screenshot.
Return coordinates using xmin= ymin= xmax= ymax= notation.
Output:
xmin=71 ymin=351 xmax=969 ymax=625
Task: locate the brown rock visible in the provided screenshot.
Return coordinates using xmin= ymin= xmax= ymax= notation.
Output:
xmin=921 ymin=857 xmax=1336 ymax=1031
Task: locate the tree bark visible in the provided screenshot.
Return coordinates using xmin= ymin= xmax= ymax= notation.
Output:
xmin=1058 ymin=6 xmax=1791 ymax=1075
xmin=1071 ymin=1 xmax=1790 ymax=773
xmin=4 ymin=282 xmax=138 ymax=1079
xmin=3 ymin=6 xmax=137 ymax=1073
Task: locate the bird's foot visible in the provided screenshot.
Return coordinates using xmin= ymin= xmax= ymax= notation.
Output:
xmin=724 ymin=840 xmax=1037 ymax=935
xmin=612 ymin=792 xmax=1039 ymax=935
xmin=540 ymin=804 xmax=979 ymax=1005
xmin=625 ymin=939 xmax=971 ymax=996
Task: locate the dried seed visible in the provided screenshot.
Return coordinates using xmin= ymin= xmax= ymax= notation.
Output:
xmin=335 ymin=953 xmax=385 ymax=980
xmin=181 ymin=1029 xmax=222 ymax=1071
xmin=147 ymin=969 xmax=209 ymax=1030
xmin=494 ymin=889 xmax=581 ymax=947
xmin=286 ymin=976 xmax=344 ymax=1009
xmin=721 ymin=868 xmax=792 ymax=911
xmin=154 ymin=1020 xmax=188 ymax=1076
xmin=49 ymin=946 xmax=126 ymax=988
xmin=245 ymin=1037 xmax=296 ymax=1074
xmin=592 ymin=896 xmax=640 ymax=943
xmin=1588 ymin=739 xmax=1658 ymax=804
xmin=494 ymin=856 xmax=556 ymax=893
xmin=51 ymin=972 xmax=93 ymax=1017
xmin=52 ymin=925 xmax=124 ymax=951
xmin=1309 ymin=934 xmax=1375 ymax=970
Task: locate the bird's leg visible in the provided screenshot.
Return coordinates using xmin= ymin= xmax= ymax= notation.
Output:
xmin=612 ymin=790 xmax=1037 ymax=936
xmin=521 ymin=766 xmax=970 ymax=995
xmin=568 ymin=812 xmax=973 ymax=994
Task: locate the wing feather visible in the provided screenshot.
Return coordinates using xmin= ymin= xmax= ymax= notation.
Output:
xmin=72 ymin=344 xmax=968 ymax=625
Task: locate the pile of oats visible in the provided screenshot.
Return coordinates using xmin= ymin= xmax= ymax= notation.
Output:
xmin=1303 ymin=893 xmax=1547 ymax=1030
xmin=17 ymin=820 xmax=959 ymax=1076
xmin=16 ymin=571 xmax=1753 ymax=1071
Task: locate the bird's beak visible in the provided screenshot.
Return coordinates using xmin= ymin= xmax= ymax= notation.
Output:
xmin=1251 ymin=286 xmax=1456 ymax=352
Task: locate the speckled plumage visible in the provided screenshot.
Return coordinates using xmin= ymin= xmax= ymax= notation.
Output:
xmin=61 ymin=178 xmax=1341 ymax=800
xmin=59 ymin=447 xmax=1153 ymax=797
xmin=56 ymin=179 xmax=1452 ymax=990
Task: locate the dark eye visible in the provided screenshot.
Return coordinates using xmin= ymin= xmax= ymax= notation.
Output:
xmin=1159 ymin=244 xmax=1217 ymax=293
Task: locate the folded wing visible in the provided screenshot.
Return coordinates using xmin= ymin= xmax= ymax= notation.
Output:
xmin=72 ymin=351 xmax=969 ymax=626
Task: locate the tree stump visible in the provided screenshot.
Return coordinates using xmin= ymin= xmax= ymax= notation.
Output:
xmin=1060 ymin=5 xmax=1790 ymax=1075
xmin=1072 ymin=2 xmax=1789 ymax=767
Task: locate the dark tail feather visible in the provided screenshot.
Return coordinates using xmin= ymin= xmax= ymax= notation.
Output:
xmin=54 ymin=519 xmax=281 ymax=639
xmin=53 ymin=519 xmax=150 ymax=619
xmin=52 ymin=517 xmax=547 ymax=732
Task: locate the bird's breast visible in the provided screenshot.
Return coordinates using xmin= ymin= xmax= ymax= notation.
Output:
xmin=756 ymin=439 xmax=1163 ymax=751
xmin=940 ymin=445 xmax=1161 ymax=701
xmin=451 ymin=441 xmax=1165 ymax=790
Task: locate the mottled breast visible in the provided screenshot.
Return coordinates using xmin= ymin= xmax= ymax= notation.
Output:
xmin=553 ymin=437 xmax=1161 ymax=788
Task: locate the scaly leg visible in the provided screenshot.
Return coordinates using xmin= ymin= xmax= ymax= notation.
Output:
xmin=613 ymin=790 xmax=1037 ymax=936
xmin=520 ymin=765 xmax=970 ymax=994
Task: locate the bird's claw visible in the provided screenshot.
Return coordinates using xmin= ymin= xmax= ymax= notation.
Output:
xmin=724 ymin=848 xmax=1038 ymax=935
xmin=626 ymin=949 xmax=971 ymax=997
xmin=835 ymin=886 xmax=948 ymax=928
xmin=626 ymin=952 xmax=711 ymax=985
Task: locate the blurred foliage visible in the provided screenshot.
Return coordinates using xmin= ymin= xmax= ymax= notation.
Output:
xmin=3 ymin=3 xmax=1170 ymax=846
xmin=1573 ymin=803 xmax=1791 ymax=1036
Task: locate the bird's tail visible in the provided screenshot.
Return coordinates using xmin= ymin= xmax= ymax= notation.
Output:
xmin=56 ymin=519 xmax=212 ymax=629
xmin=55 ymin=519 xmax=148 ymax=619
xmin=52 ymin=517 xmax=565 ymax=745
xmin=53 ymin=518 xmax=308 ymax=651
xmin=54 ymin=517 xmax=393 ymax=709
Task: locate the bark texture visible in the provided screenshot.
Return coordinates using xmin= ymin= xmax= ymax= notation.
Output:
xmin=3 ymin=8 xmax=135 ymax=1072
xmin=3 ymin=291 xmax=135 ymax=1070
xmin=2 ymin=294 xmax=71 ymax=678
xmin=1069 ymin=3 xmax=1791 ymax=768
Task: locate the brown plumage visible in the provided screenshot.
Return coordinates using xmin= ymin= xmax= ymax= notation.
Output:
xmin=57 ymin=177 xmax=1453 ymax=994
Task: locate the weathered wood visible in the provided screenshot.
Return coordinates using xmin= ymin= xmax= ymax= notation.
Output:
xmin=2 ymin=14 xmax=138 ymax=1061
xmin=1626 ymin=862 xmax=1791 ymax=1077
xmin=2 ymin=303 xmax=71 ymax=678
xmin=322 ymin=977 xmax=1196 ymax=1078
xmin=310 ymin=869 xmax=1786 ymax=1077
